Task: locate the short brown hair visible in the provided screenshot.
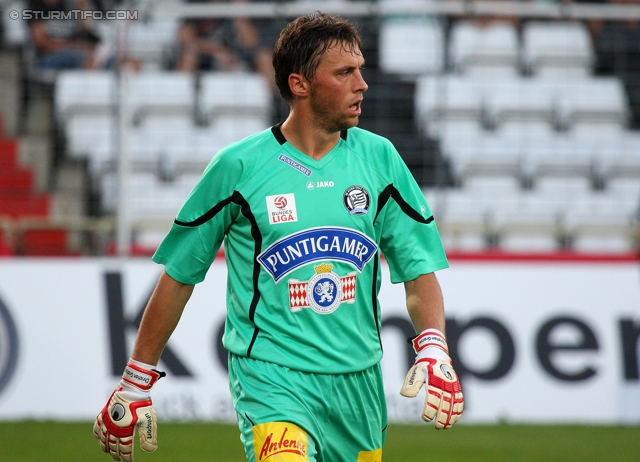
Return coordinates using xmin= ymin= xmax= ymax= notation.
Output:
xmin=272 ymin=12 xmax=362 ymax=103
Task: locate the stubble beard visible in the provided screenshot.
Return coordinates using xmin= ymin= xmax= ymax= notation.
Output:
xmin=309 ymin=93 xmax=360 ymax=134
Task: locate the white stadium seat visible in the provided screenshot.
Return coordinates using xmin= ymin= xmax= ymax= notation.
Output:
xmin=525 ymin=132 xmax=594 ymax=179
xmin=126 ymin=19 xmax=181 ymax=70
xmin=522 ymin=21 xmax=595 ymax=77
xmin=129 ymin=71 xmax=196 ymax=121
xmin=64 ymin=114 xmax=116 ymax=175
xmin=557 ymin=77 xmax=629 ymax=127
xmin=485 ymin=77 xmax=556 ymax=127
xmin=449 ymin=21 xmax=519 ymax=76
xmin=598 ymin=131 xmax=640 ymax=179
xmin=378 ymin=18 xmax=445 ymax=76
xmin=199 ymin=71 xmax=272 ymax=123
xmin=55 ymin=71 xmax=117 ymax=120
xmin=415 ymin=75 xmax=484 ymax=135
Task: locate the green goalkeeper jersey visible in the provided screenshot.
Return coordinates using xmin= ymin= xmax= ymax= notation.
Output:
xmin=153 ymin=125 xmax=448 ymax=374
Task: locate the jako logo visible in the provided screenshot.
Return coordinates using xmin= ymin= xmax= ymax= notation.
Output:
xmin=273 ymin=196 xmax=288 ymax=209
xmin=0 ymin=294 xmax=19 ymax=398
xmin=315 ymin=181 xmax=334 ymax=188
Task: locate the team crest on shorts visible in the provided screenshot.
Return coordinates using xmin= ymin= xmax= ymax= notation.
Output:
xmin=288 ymin=263 xmax=356 ymax=314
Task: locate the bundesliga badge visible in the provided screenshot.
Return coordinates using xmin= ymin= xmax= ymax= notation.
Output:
xmin=288 ymin=263 xmax=356 ymax=314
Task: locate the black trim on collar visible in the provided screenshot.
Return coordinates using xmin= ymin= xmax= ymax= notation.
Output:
xmin=271 ymin=123 xmax=287 ymax=145
xmin=271 ymin=123 xmax=348 ymax=145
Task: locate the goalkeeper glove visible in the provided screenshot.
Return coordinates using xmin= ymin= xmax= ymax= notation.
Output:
xmin=94 ymin=359 xmax=165 ymax=461
xmin=400 ymin=328 xmax=464 ymax=429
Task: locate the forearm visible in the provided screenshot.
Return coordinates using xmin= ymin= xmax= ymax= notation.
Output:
xmin=130 ymin=270 xmax=194 ymax=365
xmin=404 ymin=272 xmax=445 ymax=334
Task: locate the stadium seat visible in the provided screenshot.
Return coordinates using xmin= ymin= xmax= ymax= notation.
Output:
xmin=126 ymin=19 xmax=181 ymax=70
xmin=378 ymin=18 xmax=445 ymax=76
xmin=199 ymin=71 xmax=272 ymax=124
xmin=135 ymin=115 xmax=195 ymax=170
xmin=2 ymin=0 xmax=29 ymax=46
xmin=534 ymin=176 xmax=593 ymax=203
xmin=101 ymin=171 xmax=190 ymax=218
xmin=64 ymin=114 xmax=116 ymax=175
xmin=436 ymin=188 xmax=491 ymax=251
xmin=522 ymin=21 xmax=595 ymax=77
xmin=442 ymin=130 xmax=523 ymax=181
xmin=415 ymin=75 xmax=484 ymax=135
xmin=565 ymin=188 xmax=637 ymax=252
xmin=494 ymin=191 xmax=566 ymax=252
xmin=557 ymin=77 xmax=629 ymax=128
xmin=54 ymin=71 xmax=117 ymax=120
xmin=607 ymin=177 xmax=640 ymax=204
xmin=449 ymin=21 xmax=519 ymax=76
xmin=129 ymin=72 xmax=196 ymax=122
xmin=598 ymin=131 xmax=640 ymax=180
xmin=485 ymin=76 xmax=556 ymax=128
xmin=525 ymin=131 xmax=594 ymax=180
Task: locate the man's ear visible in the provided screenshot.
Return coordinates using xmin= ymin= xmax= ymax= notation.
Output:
xmin=288 ymin=73 xmax=309 ymax=99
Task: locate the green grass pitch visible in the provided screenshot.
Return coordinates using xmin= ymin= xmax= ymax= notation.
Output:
xmin=1 ymin=421 xmax=638 ymax=461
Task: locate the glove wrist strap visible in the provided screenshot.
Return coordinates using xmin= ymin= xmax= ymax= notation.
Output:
xmin=121 ymin=359 xmax=166 ymax=392
xmin=412 ymin=328 xmax=449 ymax=355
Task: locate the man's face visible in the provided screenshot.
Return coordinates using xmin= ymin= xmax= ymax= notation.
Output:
xmin=307 ymin=42 xmax=368 ymax=133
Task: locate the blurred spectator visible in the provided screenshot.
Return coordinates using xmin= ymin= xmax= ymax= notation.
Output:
xmin=27 ymin=0 xmax=101 ymax=71
xmin=591 ymin=0 xmax=640 ymax=126
xmin=175 ymin=0 xmax=275 ymax=88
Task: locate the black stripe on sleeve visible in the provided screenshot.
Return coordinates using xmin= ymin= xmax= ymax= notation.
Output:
xmin=373 ymin=184 xmax=434 ymax=226
xmin=173 ymin=191 xmax=263 ymax=358
xmin=174 ymin=193 xmax=238 ymax=227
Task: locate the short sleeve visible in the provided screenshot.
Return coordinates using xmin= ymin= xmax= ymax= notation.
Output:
xmin=377 ymin=142 xmax=448 ymax=283
xmin=152 ymin=149 xmax=244 ymax=285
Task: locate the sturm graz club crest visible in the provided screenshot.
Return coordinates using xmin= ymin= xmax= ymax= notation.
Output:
xmin=288 ymin=263 xmax=357 ymax=315
xmin=0 ymin=294 xmax=19 ymax=398
xmin=343 ymin=186 xmax=370 ymax=215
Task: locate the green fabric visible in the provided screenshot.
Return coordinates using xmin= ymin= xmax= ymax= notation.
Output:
xmin=229 ymin=353 xmax=387 ymax=462
xmin=153 ymin=126 xmax=448 ymax=374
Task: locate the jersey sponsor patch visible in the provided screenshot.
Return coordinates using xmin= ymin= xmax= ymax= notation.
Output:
xmin=257 ymin=227 xmax=378 ymax=282
xmin=343 ymin=185 xmax=370 ymax=215
xmin=278 ymin=154 xmax=312 ymax=177
xmin=288 ymin=263 xmax=356 ymax=314
xmin=266 ymin=194 xmax=298 ymax=225
xmin=252 ymin=422 xmax=309 ymax=461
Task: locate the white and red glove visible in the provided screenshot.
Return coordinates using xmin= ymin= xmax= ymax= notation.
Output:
xmin=400 ymin=328 xmax=464 ymax=429
xmin=94 ymin=359 xmax=165 ymax=461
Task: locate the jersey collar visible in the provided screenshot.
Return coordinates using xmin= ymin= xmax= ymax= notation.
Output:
xmin=271 ymin=123 xmax=348 ymax=146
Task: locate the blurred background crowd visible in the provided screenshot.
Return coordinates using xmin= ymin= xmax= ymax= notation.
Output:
xmin=0 ymin=0 xmax=638 ymax=257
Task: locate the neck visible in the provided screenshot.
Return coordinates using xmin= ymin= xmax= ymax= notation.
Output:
xmin=280 ymin=107 xmax=342 ymax=161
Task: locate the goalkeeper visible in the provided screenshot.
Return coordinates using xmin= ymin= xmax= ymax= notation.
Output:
xmin=94 ymin=12 xmax=463 ymax=462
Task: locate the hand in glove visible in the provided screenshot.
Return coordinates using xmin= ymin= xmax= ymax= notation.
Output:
xmin=94 ymin=359 xmax=165 ymax=461
xmin=400 ymin=328 xmax=464 ymax=429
